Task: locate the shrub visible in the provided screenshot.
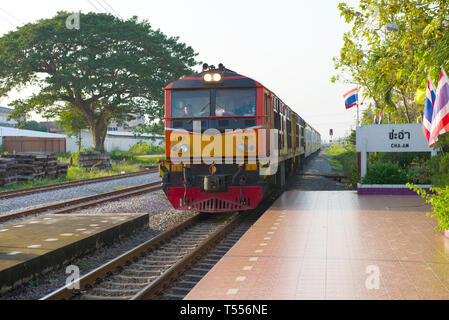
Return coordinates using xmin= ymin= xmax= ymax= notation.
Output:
xmin=129 ymin=141 xmax=165 ymax=155
xmin=368 ymin=152 xmax=430 ymax=169
xmin=428 ymin=153 xmax=449 ymax=187
xmin=409 ymin=184 xmax=449 ymax=232
xmin=362 ymin=161 xmax=408 ymax=184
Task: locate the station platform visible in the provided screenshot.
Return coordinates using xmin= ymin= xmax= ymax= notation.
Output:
xmin=185 ymin=191 xmax=449 ymax=300
xmin=0 ymin=213 xmax=148 ymax=294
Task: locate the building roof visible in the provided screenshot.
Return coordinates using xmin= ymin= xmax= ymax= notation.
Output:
xmin=0 ymin=106 xmax=14 ymax=113
xmin=0 ymin=126 xmax=66 ymax=138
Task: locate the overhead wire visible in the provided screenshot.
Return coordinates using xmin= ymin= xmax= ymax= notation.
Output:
xmin=99 ymin=0 xmax=123 ymax=19
xmin=93 ymin=0 xmax=113 ymax=15
xmin=0 ymin=7 xmax=24 ymax=25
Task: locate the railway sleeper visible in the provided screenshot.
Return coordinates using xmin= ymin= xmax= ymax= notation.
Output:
xmin=81 ymin=294 xmax=133 ymax=300
xmin=121 ymin=269 xmax=161 ymax=276
xmin=99 ymin=281 xmax=150 ymax=289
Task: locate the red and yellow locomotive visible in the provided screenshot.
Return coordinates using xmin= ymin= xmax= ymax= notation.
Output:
xmin=159 ymin=64 xmax=320 ymax=213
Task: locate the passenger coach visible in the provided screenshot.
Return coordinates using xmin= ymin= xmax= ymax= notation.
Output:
xmin=159 ymin=64 xmax=320 ymax=213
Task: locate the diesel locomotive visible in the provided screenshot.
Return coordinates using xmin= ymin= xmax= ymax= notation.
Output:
xmin=159 ymin=64 xmax=321 ymax=213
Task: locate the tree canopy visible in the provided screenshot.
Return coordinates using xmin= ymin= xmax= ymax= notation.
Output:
xmin=0 ymin=11 xmax=199 ymax=150
xmin=333 ymin=0 xmax=449 ymax=130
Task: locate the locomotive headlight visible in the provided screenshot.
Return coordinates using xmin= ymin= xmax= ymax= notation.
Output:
xmin=171 ymin=144 xmax=179 ymax=153
xmin=202 ymin=72 xmax=224 ymax=84
xmin=213 ymin=73 xmax=222 ymax=82
xmin=248 ymin=143 xmax=256 ymax=152
xmin=180 ymin=144 xmax=190 ymax=153
xmin=203 ymin=73 xmax=213 ymax=82
xmin=237 ymin=143 xmax=246 ymax=153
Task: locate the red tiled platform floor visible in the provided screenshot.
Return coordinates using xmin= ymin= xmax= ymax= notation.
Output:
xmin=185 ymin=191 xmax=449 ymax=300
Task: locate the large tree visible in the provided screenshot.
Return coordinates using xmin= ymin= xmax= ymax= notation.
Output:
xmin=0 ymin=12 xmax=199 ymax=151
xmin=333 ymin=0 xmax=449 ymax=125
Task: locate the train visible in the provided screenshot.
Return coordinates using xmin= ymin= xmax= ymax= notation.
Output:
xmin=159 ymin=64 xmax=321 ymax=213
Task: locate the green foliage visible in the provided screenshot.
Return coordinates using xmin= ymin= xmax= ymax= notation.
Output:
xmin=362 ymin=161 xmax=409 ymax=184
xmin=334 ymin=0 xmax=449 ymax=124
xmin=0 ymin=12 xmax=199 ymax=151
xmin=324 ymin=142 xmax=358 ymax=187
xmin=56 ymin=110 xmax=87 ymax=138
xmin=347 ymin=129 xmax=356 ymax=146
xmin=427 ymin=153 xmax=449 ymax=187
xmin=409 ymin=184 xmax=449 ymax=232
xmin=20 ymin=120 xmax=47 ymax=132
xmin=368 ymin=152 xmax=430 ymax=170
xmin=0 ymin=144 xmax=3 ymax=154
xmin=129 ymin=141 xmax=164 ymax=155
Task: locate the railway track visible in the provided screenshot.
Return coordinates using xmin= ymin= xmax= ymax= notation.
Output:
xmin=0 ymin=180 xmax=162 ymax=223
xmin=42 ymin=212 xmax=246 ymax=300
xmin=0 ymin=168 xmax=158 ymax=200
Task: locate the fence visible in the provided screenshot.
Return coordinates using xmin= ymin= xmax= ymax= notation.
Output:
xmin=2 ymin=137 xmax=66 ymax=153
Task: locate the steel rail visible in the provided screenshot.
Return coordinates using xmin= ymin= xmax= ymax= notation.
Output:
xmin=131 ymin=212 xmax=243 ymax=300
xmin=41 ymin=212 xmax=242 ymax=300
xmin=0 ymin=181 xmax=162 ymax=223
xmin=41 ymin=214 xmax=204 ymax=300
xmin=0 ymin=169 xmax=158 ymax=200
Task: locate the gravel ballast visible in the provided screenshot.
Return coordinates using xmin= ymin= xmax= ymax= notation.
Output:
xmin=0 ymin=206 xmax=198 ymax=300
xmin=0 ymin=172 xmax=160 ymax=217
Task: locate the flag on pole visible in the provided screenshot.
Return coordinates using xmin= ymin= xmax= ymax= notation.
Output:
xmin=422 ymin=77 xmax=436 ymax=142
xmin=373 ymin=113 xmax=377 ymax=124
xmin=343 ymin=88 xmax=358 ymax=109
xmin=429 ymin=67 xmax=449 ymax=146
xmin=379 ymin=110 xmax=383 ymax=124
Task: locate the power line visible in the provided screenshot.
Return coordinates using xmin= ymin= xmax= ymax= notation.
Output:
xmin=0 ymin=14 xmax=17 ymax=28
xmin=93 ymin=0 xmax=113 ymax=15
xmin=0 ymin=7 xmax=24 ymax=25
xmin=86 ymin=0 xmax=101 ymax=12
xmin=100 ymin=0 xmax=123 ymax=19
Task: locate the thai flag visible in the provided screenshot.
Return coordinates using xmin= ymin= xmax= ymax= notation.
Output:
xmin=343 ymin=88 xmax=358 ymax=109
xmin=422 ymin=77 xmax=436 ymax=142
xmin=429 ymin=68 xmax=449 ymax=146
xmin=379 ymin=110 xmax=382 ymax=124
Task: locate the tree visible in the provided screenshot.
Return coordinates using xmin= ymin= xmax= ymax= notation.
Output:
xmin=333 ymin=0 xmax=449 ymax=125
xmin=0 ymin=12 xmax=199 ymax=151
xmin=20 ymin=120 xmax=47 ymax=132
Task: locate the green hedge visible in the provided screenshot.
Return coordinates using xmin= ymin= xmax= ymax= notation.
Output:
xmin=410 ymin=184 xmax=449 ymax=231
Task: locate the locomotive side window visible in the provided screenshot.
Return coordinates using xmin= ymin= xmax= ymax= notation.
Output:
xmin=171 ymin=90 xmax=211 ymax=117
xmin=215 ymin=88 xmax=256 ymax=116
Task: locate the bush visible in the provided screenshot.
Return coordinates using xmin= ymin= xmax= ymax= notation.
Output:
xmin=368 ymin=152 xmax=430 ymax=169
xmin=129 ymin=141 xmax=165 ymax=155
xmin=428 ymin=153 xmax=449 ymax=187
xmin=362 ymin=161 xmax=409 ymax=184
xmin=409 ymin=184 xmax=449 ymax=232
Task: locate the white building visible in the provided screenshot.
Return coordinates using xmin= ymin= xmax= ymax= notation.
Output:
xmin=65 ymin=129 xmax=164 ymax=153
xmin=0 ymin=107 xmax=17 ymax=127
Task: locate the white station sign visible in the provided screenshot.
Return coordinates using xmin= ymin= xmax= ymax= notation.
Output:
xmin=356 ymin=123 xmax=433 ymax=153
xmin=356 ymin=124 xmax=435 ymax=178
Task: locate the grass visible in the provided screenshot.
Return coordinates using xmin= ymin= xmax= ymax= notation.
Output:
xmin=323 ymin=143 xmax=358 ymax=188
xmin=0 ymin=161 xmax=146 ymax=193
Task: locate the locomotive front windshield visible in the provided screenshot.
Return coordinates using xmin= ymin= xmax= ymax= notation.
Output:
xmin=215 ymin=89 xmax=256 ymax=116
xmin=171 ymin=90 xmax=211 ymax=117
xmin=171 ymin=88 xmax=256 ymax=118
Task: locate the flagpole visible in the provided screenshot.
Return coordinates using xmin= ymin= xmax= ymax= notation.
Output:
xmin=356 ymin=87 xmax=360 ymax=127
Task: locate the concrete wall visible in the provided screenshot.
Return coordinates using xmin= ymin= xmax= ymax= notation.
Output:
xmin=65 ymin=130 xmax=164 ymax=153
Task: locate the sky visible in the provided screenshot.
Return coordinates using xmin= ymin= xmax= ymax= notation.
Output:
xmin=0 ymin=0 xmax=361 ymax=141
